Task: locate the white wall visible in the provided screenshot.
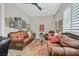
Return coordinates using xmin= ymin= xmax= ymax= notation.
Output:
xmin=4 ymin=4 xmax=30 ymax=37
xmin=54 ymin=3 xmax=68 ymax=32
xmin=30 ymin=16 xmax=55 ymax=38
xmin=0 ymin=4 xmax=5 ymax=36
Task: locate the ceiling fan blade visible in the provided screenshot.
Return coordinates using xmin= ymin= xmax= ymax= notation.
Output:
xmin=36 ymin=4 xmax=42 ymax=10
xmin=24 ymin=3 xmax=42 ymax=11
xmin=31 ymin=3 xmax=42 ymax=10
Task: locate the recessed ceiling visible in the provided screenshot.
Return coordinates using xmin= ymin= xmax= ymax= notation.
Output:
xmin=16 ymin=3 xmax=61 ymax=17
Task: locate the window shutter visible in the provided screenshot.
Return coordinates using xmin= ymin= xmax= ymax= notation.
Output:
xmin=72 ymin=3 xmax=79 ymax=32
xmin=63 ymin=5 xmax=71 ymax=32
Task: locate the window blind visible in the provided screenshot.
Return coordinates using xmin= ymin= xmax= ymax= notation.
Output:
xmin=63 ymin=3 xmax=79 ymax=33
xmin=63 ymin=5 xmax=71 ymax=32
xmin=72 ymin=3 xmax=79 ymax=32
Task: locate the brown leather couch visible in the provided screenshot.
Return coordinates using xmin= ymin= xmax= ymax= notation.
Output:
xmin=45 ymin=33 xmax=79 ymax=56
xmin=8 ymin=31 xmax=36 ymax=50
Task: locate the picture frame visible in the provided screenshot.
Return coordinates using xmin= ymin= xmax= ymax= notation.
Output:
xmin=17 ymin=17 xmax=23 ymax=30
xmin=14 ymin=17 xmax=19 ymax=29
xmin=39 ymin=24 xmax=44 ymax=32
xmin=9 ymin=22 xmax=14 ymax=28
xmin=5 ymin=17 xmax=27 ymax=30
xmin=9 ymin=17 xmax=14 ymax=28
xmin=5 ymin=18 xmax=10 ymax=27
xmin=22 ymin=20 xmax=26 ymax=29
xmin=58 ymin=20 xmax=62 ymax=32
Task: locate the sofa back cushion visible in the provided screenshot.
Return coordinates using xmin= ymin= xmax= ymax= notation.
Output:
xmin=16 ymin=31 xmax=28 ymax=39
xmin=60 ymin=35 xmax=79 ymax=48
xmin=8 ymin=31 xmax=28 ymax=42
xmin=62 ymin=33 xmax=79 ymax=40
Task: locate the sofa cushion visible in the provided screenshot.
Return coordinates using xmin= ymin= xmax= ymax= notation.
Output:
xmin=60 ymin=35 xmax=79 ymax=48
xmin=15 ymin=32 xmax=28 ymax=41
xmin=64 ymin=47 xmax=78 ymax=56
xmin=50 ymin=36 xmax=60 ymax=43
xmin=51 ymin=46 xmax=65 ymax=56
xmin=51 ymin=46 xmax=79 ymax=56
xmin=9 ymin=31 xmax=28 ymax=42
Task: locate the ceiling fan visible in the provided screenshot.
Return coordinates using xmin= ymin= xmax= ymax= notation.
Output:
xmin=24 ymin=3 xmax=42 ymax=11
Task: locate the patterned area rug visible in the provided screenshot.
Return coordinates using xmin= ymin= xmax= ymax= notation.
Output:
xmin=8 ymin=40 xmax=49 ymax=56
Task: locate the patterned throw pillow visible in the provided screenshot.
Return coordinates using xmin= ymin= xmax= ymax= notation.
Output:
xmin=50 ymin=36 xmax=60 ymax=43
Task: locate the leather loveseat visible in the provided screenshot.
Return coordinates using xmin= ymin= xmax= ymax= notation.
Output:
xmin=8 ymin=31 xmax=36 ymax=50
xmin=45 ymin=33 xmax=79 ymax=56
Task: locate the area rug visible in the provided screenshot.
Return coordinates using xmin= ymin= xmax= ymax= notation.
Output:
xmin=8 ymin=40 xmax=49 ymax=56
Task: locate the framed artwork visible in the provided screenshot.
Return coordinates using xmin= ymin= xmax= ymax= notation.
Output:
xmin=13 ymin=17 xmax=18 ymax=29
xmin=5 ymin=17 xmax=27 ymax=30
xmin=18 ymin=19 xmax=23 ymax=29
xmin=9 ymin=22 xmax=14 ymax=28
xmin=58 ymin=20 xmax=62 ymax=32
xmin=22 ymin=20 xmax=26 ymax=29
xmin=9 ymin=17 xmax=14 ymax=22
xmin=9 ymin=17 xmax=14 ymax=28
xmin=5 ymin=18 xmax=10 ymax=26
xmin=39 ymin=24 xmax=44 ymax=32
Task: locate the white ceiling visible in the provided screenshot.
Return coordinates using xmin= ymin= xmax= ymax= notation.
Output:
xmin=16 ymin=3 xmax=61 ymax=17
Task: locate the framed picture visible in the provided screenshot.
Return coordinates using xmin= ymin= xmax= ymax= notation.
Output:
xmin=58 ymin=20 xmax=62 ymax=32
xmin=9 ymin=17 xmax=14 ymax=28
xmin=5 ymin=17 xmax=26 ymax=30
xmin=17 ymin=17 xmax=23 ymax=29
xmin=5 ymin=18 xmax=10 ymax=27
xmin=22 ymin=20 xmax=26 ymax=29
xmin=9 ymin=22 xmax=14 ymax=28
xmin=13 ymin=17 xmax=19 ymax=29
xmin=9 ymin=17 xmax=14 ymax=22
xmin=39 ymin=24 xmax=44 ymax=32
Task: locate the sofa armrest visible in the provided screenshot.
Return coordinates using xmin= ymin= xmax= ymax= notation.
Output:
xmin=23 ymin=33 xmax=36 ymax=46
xmin=32 ymin=32 xmax=36 ymax=38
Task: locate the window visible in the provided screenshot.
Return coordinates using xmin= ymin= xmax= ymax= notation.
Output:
xmin=72 ymin=3 xmax=79 ymax=32
xmin=63 ymin=3 xmax=79 ymax=35
xmin=63 ymin=4 xmax=71 ymax=32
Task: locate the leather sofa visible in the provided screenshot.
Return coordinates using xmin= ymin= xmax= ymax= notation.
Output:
xmin=45 ymin=33 xmax=79 ymax=56
xmin=8 ymin=31 xmax=36 ymax=50
xmin=0 ymin=37 xmax=10 ymax=56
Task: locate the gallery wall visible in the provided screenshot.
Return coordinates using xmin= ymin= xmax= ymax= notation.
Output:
xmin=4 ymin=4 xmax=31 ymax=37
